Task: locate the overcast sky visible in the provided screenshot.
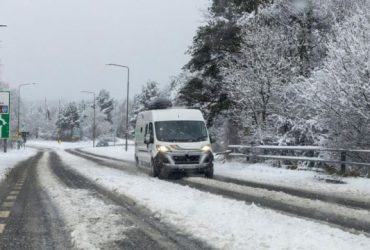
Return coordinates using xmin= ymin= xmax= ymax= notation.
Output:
xmin=0 ymin=0 xmax=209 ymax=102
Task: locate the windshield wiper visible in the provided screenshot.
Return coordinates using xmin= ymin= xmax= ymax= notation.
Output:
xmin=192 ymin=136 xmax=208 ymax=142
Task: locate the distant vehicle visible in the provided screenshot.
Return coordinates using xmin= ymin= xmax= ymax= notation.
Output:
xmin=135 ymin=107 xmax=214 ymax=179
xmin=96 ymin=140 xmax=109 ymax=147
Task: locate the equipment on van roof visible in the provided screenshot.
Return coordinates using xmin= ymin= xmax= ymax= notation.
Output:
xmin=147 ymin=98 xmax=172 ymax=110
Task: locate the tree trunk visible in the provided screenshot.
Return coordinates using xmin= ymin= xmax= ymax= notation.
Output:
xmin=254 ymin=0 xmax=260 ymax=14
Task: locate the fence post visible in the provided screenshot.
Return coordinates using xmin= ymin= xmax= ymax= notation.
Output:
xmin=340 ymin=151 xmax=346 ymax=175
xmin=225 ymin=146 xmax=231 ymax=161
xmin=246 ymin=147 xmax=250 ymax=162
xmin=251 ymin=146 xmax=258 ymax=163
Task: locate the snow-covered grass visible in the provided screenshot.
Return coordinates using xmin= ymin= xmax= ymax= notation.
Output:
xmin=215 ymin=161 xmax=370 ymax=201
xmin=81 ymin=145 xmax=135 ymax=162
xmin=37 ymin=153 xmax=131 ymax=250
xmin=27 ymin=139 xmax=134 ymax=151
xmin=59 ymin=150 xmax=370 ymax=250
xmin=0 ymin=147 xmax=37 ymax=182
xmin=28 ymin=140 xmax=95 ymax=150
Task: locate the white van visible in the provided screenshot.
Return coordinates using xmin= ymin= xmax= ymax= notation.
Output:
xmin=134 ymin=108 xmax=214 ymax=178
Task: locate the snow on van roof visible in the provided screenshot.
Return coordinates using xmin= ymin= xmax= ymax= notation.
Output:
xmin=149 ymin=108 xmax=205 ymax=121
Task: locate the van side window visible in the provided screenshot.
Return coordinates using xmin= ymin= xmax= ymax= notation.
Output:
xmin=144 ymin=124 xmax=148 ymax=142
xmin=149 ymin=123 xmax=153 ymax=138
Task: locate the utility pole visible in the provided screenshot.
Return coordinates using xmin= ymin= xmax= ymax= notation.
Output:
xmin=17 ymin=83 xmax=38 ymax=149
xmin=106 ymin=63 xmax=130 ymax=151
xmin=81 ymin=91 xmax=96 ymax=147
xmin=58 ymin=98 xmax=61 ymax=143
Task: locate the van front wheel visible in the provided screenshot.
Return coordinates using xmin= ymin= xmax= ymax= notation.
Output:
xmin=135 ymin=155 xmax=139 ymax=167
xmin=150 ymin=159 xmax=159 ymax=177
xmin=204 ymin=165 xmax=214 ymax=178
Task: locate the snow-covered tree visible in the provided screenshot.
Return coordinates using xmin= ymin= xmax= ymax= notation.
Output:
xmin=174 ymin=0 xmax=358 ymax=147
xmin=56 ymin=102 xmax=80 ymax=140
xmin=131 ymin=80 xmax=160 ymax=117
xmin=22 ymin=100 xmax=57 ymax=139
xmin=96 ymin=89 xmax=114 ymax=124
xmin=300 ymin=2 xmax=370 ymax=148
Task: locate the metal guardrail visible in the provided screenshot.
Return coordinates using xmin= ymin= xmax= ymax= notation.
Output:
xmin=224 ymin=145 xmax=370 ymax=178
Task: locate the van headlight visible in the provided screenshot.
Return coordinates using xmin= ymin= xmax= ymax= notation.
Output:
xmin=156 ymin=145 xmax=171 ymax=153
xmin=201 ymin=145 xmax=212 ymax=152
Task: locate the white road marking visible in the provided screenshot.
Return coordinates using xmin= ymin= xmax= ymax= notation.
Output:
xmin=10 ymin=191 xmax=19 ymax=195
xmin=6 ymin=196 xmax=17 ymax=201
xmin=2 ymin=202 xmax=14 ymax=208
xmin=0 ymin=224 xmax=5 ymax=234
xmin=0 ymin=211 xmax=10 ymax=218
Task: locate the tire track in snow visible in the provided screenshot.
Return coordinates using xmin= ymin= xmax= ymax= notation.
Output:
xmin=213 ymin=175 xmax=370 ymax=210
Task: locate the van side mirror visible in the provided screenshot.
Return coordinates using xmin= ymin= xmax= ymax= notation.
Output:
xmin=144 ymin=134 xmax=153 ymax=144
xmin=210 ymin=136 xmax=216 ymax=144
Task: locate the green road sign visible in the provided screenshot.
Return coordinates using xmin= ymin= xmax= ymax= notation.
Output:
xmin=0 ymin=91 xmax=10 ymax=139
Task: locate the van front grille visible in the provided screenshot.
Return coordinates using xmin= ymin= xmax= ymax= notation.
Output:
xmin=172 ymin=155 xmax=200 ymax=164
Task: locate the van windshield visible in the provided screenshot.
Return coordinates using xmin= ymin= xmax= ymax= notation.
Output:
xmin=155 ymin=121 xmax=208 ymax=142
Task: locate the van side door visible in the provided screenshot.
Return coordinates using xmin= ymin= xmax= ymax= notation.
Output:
xmin=140 ymin=123 xmax=154 ymax=168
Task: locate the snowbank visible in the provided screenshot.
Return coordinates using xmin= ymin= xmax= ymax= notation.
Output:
xmin=28 ymin=139 xmax=134 ymax=151
xmin=215 ymin=161 xmax=370 ymax=201
xmin=81 ymin=145 xmax=135 ymax=162
xmin=27 ymin=140 xmax=94 ymax=150
xmin=0 ymin=147 xmax=37 ymax=182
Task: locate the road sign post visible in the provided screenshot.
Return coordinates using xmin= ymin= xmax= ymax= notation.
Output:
xmin=0 ymin=91 xmax=10 ymax=153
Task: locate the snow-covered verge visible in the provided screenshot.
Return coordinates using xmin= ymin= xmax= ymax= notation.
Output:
xmin=59 ymin=150 xmax=370 ymax=250
xmin=27 ymin=140 xmax=95 ymax=150
xmin=81 ymin=145 xmax=135 ymax=162
xmin=77 ymin=145 xmax=370 ymax=202
xmin=37 ymin=153 xmax=131 ymax=250
xmin=27 ymin=139 xmax=134 ymax=151
xmin=215 ymin=161 xmax=370 ymax=201
xmin=0 ymin=148 xmax=37 ymax=182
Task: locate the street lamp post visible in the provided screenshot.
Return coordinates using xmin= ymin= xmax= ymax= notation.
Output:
xmin=17 ymin=83 xmax=38 ymax=149
xmin=58 ymin=98 xmax=62 ymax=143
xmin=81 ymin=91 xmax=96 ymax=147
xmin=106 ymin=63 xmax=130 ymax=152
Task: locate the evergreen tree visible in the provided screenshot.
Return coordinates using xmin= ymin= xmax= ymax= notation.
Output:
xmin=299 ymin=1 xmax=370 ymax=148
xmin=175 ymin=0 xmax=350 ymax=146
xmin=177 ymin=0 xmax=273 ymax=126
xmin=96 ymin=89 xmax=114 ymax=123
xmin=130 ymin=81 xmax=161 ymax=130
xmin=132 ymin=81 xmax=160 ymax=114
xmin=56 ymin=102 xmax=80 ymax=140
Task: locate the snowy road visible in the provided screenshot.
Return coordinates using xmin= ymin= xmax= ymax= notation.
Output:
xmin=46 ymin=151 xmax=209 ymax=249
xmin=69 ymin=149 xmax=370 ymax=234
xmin=62 ymin=148 xmax=370 ymax=249
xmin=0 ymin=149 xmax=209 ymax=249
xmin=1 ymin=145 xmax=370 ymax=249
xmin=0 ymin=151 xmax=70 ymax=249
xmin=72 ymin=148 xmax=370 ymax=231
